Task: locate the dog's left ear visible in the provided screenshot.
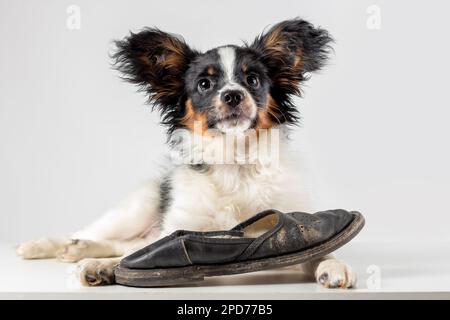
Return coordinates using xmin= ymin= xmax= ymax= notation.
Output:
xmin=250 ymin=18 xmax=333 ymax=95
xmin=113 ymin=28 xmax=198 ymax=107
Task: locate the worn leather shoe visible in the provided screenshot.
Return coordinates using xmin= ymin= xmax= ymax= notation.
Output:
xmin=115 ymin=209 xmax=364 ymax=287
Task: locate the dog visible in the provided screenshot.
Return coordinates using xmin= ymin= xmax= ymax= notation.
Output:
xmin=17 ymin=18 xmax=356 ymax=288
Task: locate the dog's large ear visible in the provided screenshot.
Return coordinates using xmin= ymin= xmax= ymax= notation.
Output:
xmin=113 ymin=28 xmax=198 ymax=107
xmin=249 ymin=18 xmax=333 ymax=95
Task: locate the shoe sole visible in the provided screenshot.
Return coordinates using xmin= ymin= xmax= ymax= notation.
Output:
xmin=114 ymin=211 xmax=365 ymax=287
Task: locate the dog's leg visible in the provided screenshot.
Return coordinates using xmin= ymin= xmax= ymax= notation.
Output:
xmin=56 ymin=239 xmax=124 ymax=262
xmin=58 ymin=230 xmax=162 ymax=263
xmin=17 ymin=179 xmax=162 ymax=260
xmin=17 ymin=238 xmax=129 ymax=261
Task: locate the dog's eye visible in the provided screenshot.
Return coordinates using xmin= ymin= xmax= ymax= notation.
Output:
xmin=246 ymin=74 xmax=259 ymax=88
xmin=198 ymin=79 xmax=212 ymax=92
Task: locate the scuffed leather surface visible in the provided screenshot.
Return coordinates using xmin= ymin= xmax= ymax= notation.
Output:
xmin=236 ymin=209 xmax=353 ymax=261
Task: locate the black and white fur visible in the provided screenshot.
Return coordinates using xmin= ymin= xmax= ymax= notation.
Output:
xmin=17 ymin=19 xmax=356 ymax=288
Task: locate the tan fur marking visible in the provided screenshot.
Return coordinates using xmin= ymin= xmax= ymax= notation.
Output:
xmin=293 ymin=50 xmax=303 ymax=69
xmin=207 ymin=66 xmax=216 ymax=76
xmin=261 ymin=27 xmax=304 ymax=91
xmin=139 ymin=55 xmax=151 ymax=65
xmin=181 ymin=99 xmax=208 ymax=134
xmin=255 ymin=95 xmax=281 ymax=130
xmin=263 ymin=26 xmax=285 ymax=51
xmin=158 ymin=38 xmax=189 ymax=72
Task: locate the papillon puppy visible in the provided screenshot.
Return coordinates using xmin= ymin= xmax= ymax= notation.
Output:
xmin=17 ymin=18 xmax=356 ymax=288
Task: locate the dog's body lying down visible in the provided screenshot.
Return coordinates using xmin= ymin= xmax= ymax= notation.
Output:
xmin=17 ymin=19 xmax=356 ymax=288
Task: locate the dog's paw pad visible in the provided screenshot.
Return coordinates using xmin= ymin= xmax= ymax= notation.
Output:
xmin=315 ymin=259 xmax=356 ymax=289
xmin=75 ymin=258 xmax=116 ymax=286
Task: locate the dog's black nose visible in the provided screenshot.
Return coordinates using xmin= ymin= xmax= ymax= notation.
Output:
xmin=221 ymin=90 xmax=244 ymax=108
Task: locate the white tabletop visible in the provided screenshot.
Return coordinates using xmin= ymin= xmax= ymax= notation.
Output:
xmin=1 ymin=241 xmax=449 ymax=299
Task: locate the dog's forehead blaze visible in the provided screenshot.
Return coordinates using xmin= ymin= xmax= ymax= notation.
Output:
xmin=181 ymin=99 xmax=208 ymax=134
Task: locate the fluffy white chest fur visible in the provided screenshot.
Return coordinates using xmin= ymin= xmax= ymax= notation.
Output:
xmin=161 ymin=126 xmax=312 ymax=234
xmin=68 ymin=126 xmax=312 ymax=243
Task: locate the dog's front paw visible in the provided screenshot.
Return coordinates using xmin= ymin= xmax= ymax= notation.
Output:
xmin=57 ymin=239 xmax=92 ymax=262
xmin=75 ymin=258 xmax=118 ymax=286
xmin=17 ymin=238 xmax=63 ymax=259
xmin=57 ymin=239 xmax=118 ymax=262
xmin=315 ymin=259 xmax=356 ymax=289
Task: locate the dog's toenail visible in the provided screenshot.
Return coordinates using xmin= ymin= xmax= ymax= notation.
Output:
xmin=85 ymin=274 xmax=99 ymax=284
xmin=319 ymin=272 xmax=329 ymax=284
xmin=98 ymin=269 xmax=114 ymax=284
xmin=330 ymin=278 xmax=343 ymax=288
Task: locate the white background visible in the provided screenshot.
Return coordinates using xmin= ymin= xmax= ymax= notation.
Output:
xmin=1 ymin=0 xmax=449 ymax=243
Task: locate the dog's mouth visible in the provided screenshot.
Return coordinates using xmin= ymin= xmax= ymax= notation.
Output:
xmin=220 ymin=111 xmax=250 ymax=123
xmin=214 ymin=112 xmax=253 ymax=133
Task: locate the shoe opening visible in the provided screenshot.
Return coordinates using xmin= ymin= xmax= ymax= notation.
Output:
xmin=242 ymin=211 xmax=279 ymax=238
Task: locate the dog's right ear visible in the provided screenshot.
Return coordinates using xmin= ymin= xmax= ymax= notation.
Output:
xmin=249 ymin=19 xmax=333 ymax=96
xmin=113 ymin=28 xmax=198 ymax=107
